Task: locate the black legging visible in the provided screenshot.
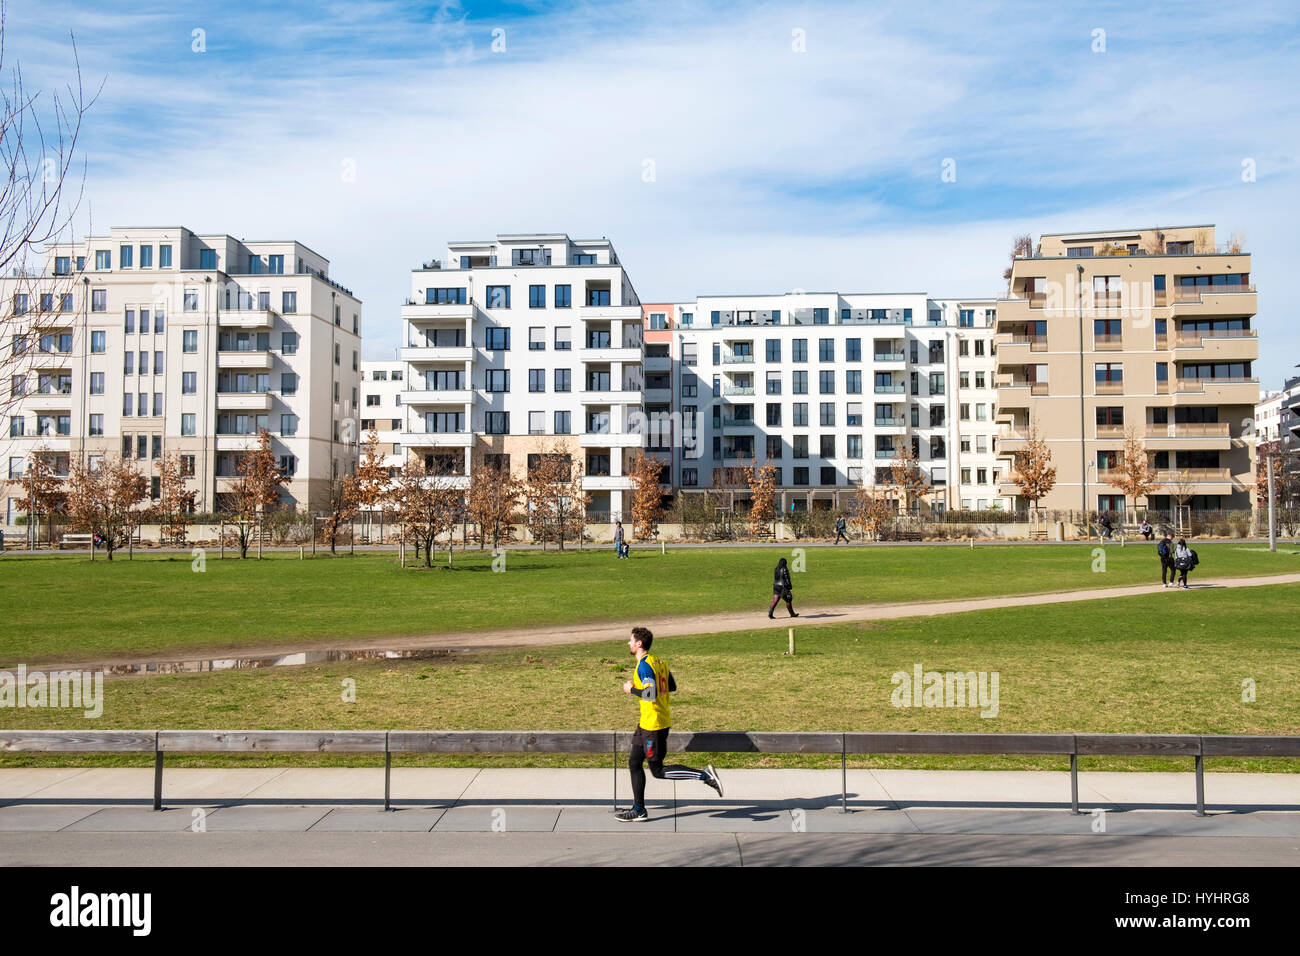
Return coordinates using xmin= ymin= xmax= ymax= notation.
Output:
xmin=629 ymin=728 xmax=705 ymax=807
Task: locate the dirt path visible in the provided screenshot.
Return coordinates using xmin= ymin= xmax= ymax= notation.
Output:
xmin=33 ymin=572 xmax=1300 ymax=673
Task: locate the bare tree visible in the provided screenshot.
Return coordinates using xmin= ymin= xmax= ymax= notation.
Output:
xmin=523 ymin=445 xmax=588 ymax=551
xmin=466 ymin=449 xmax=521 ymax=550
xmin=64 ymin=455 xmax=147 ymax=560
xmin=0 ymin=9 xmax=97 ymax=425
xmin=150 ymin=452 xmax=196 ymax=545
xmin=318 ymin=475 xmax=358 ymax=554
xmin=1007 ymin=419 xmax=1057 ymax=509
xmin=743 ymin=461 xmax=778 ymax=537
xmin=627 ymin=450 xmax=666 ymax=540
xmin=1002 ymin=233 xmax=1033 ymax=282
xmin=352 ymin=429 xmax=388 ymax=542
xmin=889 ymin=442 xmax=932 ymax=513
xmin=389 ymin=457 xmax=462 ymax=567
xmin=1108 ymin=426 xmax=1159 ymax=514
xmin=849 ymin=474 xmax=895 ymax=540
xmin=19 ymin=440 xmax=64 ymax=545
xmin=228 ymin=428 xmax=286 ymax=558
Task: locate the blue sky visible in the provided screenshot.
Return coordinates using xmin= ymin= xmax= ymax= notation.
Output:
xmin=10 ymin=0 xmax=1300 ymax=384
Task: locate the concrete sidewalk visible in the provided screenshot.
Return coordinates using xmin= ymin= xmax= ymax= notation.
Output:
xmin=2 ymin=768 xmax=1297 ymax=837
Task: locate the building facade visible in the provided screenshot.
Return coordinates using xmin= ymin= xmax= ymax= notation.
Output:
xmin=995 ymin=225 xmax=1258 ymax=514
xmin=2 ymin=226 xmax=361 ymax=529
xmin=398 ymin=234 xmax=642 ymax=517
xmin=359 ymin=358 xmax=407 ymax=474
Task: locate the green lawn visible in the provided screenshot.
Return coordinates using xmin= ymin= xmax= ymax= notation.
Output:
xmin=4 ymin=584 xmax=1297 ymax=773
xmin=1 ymin=543 xmax=1296 ymax=663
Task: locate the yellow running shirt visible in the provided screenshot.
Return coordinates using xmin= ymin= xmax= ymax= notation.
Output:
xmin=633 ymin=654 xmax=672 ymax=731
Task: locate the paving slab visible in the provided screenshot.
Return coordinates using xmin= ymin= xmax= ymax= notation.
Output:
xmin=673 ymin=803 xmax=795 ymax=833
xmin=0 ymin=768 xmax=89 ymax=799
xmin=869 ymin=769 xmax=1100 ymax=808
xmin=161 ymin=768 xmax=289 ymax=801
xmin=1083 ymin=771 xmax=1300 ymax=808
xmin=308 ymin=808 xmax=447 ymax=832
xmin=0 ymin=804 xmax=103 ymax=831
xmin=200 ymin=806 xmax=331 ymax=831
xmin=244 ymin=768 xmax=384 ymax=802
xmin=386 ymin=768 xmax=481 ymax=806
xmin=798 ymin=807 xmax=925 ymax=833
xmin=455 ymin=768 xmax=614 ymax=805
xmin=434 ymin=805 xmax=560 ymax=832
xmin=554 ymin=806 xmax=676 ymax=832
xmin=62 ymin=807 xmax=206 ymax=832
xmin=24 ymin=768 xmax=156 ymax=801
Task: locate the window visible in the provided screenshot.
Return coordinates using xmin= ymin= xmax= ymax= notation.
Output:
xmin=544 ymin=283 xmax=570 ymax=309
xmin=485 ymin=370 xmax=509 ymax=392
xmin=819 ymin=339 xmax=834 ymax=362
xmin=138 ymin=393 xmax=148 ymax=416
xmin=528 ymin=327 xmax=546 ymax=351
xmin=153 ymin=393 xmax=163 ymax=416
xmin=682 ymin=342 xmax=698 ymax=366
xmin=648 ymin=312 xmax=667 ymax=330
xmin=793 ymin=467 xmax=809 ymax=485
xmin=554 ymin=368 xmax=571 ymax=392
xmin=529 ymin=369 xmax=545 ymax=392
xmin=139 ymin=351 xmax=149 ymax=376
xmin=792 ymin=339 xmax=807 ymax=362
xmin=1095 ymin=362 xmax=1123 ymax=383
xmin=820 ymin=435 xmax=835 ymax=458
xmin=554 ymin=410 xmax=571 ymax=435
xmin=278 ymin=455 xmax=297 ymax=477
xmin=793 ymin=403 xmax=808 ymax=427
xmin=282 ymin=291 xmax=297 ymax=313
xmin=1067 ymin=246 xmax=1094 ymax=258
xmin=281 ymin=372 xmax=298 ymax=395
xmin=959 ymin=309 xmax=974 ymax=327
xmin=60 ymin=294 xmax=72 ymax=312
xmin=154 ymin=351 xmax=164 ymax=374
xmin=587 ymin=288 xmax=611 ymax=307
xmin=199 ymin=249 xmax=217 ymax=269
xmin=766 ymin=372 xmax=781 ymax=395
xmin=846 ymin=370 xmax=861 ymax=394
xmin=680 ymin=376 xmax=697 ymax=397
xmin=820 ymin=403 xmax=835 ymax=426
xmin=485 ymin=412 xmax=509 ymax=434
xmin=426 ymin=287 xmax=468 ymax=304
xmin=976 ymin=404 xmax=987 ymax=421
xmin=123 ymin=393 xmax=133 ymax=416
xmin=486 ymin=328 xmax=510 ymax=351
xmin=682 ymin=468 xmax=698 ymax=487
xmin=766 ymin=339 xmax=781 ymax=362
xmin=157 ymin=244 xmax=172 ymax=268
xmin=930 ymin=436 xmax=946 ymax=459
xmin=929 ymin=373 xmax=945 ymax=396
xmin=92 ymin=289 xmax=106 ymax=312
xmin=819 ymin=370 xmax=835 ymax=394
xmin=766 ymin=403 xmax=782 ymax=427
xmin=524 ymin=284 xmax=545 ymax=309
xmin=184 ymin=290 xmax=198 ymax=312
xmin=975 ymin=372 xmax=986 ymax=389
xmin=486 ymin=286 xmax=511 ymax=309
xmin=124 ymin=352 xmax=135 ymax=375
xmin=281 ymin=414 xmax=298 ymax=436
xmin=119 ymin=245 xmax=134 ymax=269
xmin=847 ymin=435 xmax=862 ymax=459
xmin=87 ymin=330 xmax=106 ymax=354
xmin=793 ymin=435 xmax=809 ymax=459
xmin=847 ymin=402 xmax=863 ymax=426
xmin=182 ymin=372 xmax=196 ymax=394
xmin=846 ymin=338 xmax=861 ymax=361
xmin=86 ymin=413 xmax=103 ymax=437
xmin=87 ymin=372 xmax=104 ymax=395
xmin=930 ymin=405 xmax=945 ymax=427
xmin=813 ymin=308 xmax=829 ymax=325
xmin=95 ymin=250 xmax=112 ymax=270
xmin=527 ymin=410 xmax=546 ymax=435
xmin=282 ymin=331 xmax=298 ymax=354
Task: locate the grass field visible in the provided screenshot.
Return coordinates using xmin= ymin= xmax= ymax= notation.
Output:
xmin=4 ymin=584 xmax=1297 ymax=773
xmin=1 ymin=542 xmax=1296 ymax=662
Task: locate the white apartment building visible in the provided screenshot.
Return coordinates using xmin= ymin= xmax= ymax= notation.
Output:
xmin=359 ymin=358 xmax=407 ymax=473
xmin=2 ymin=226 xmax=361 ymax=529
xmin=398 ymin=234 xmax=642 ymax=518
xmin=655 ymin=294 xmax=1006 ymax=514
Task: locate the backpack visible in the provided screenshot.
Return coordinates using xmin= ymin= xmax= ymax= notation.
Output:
xmin=1190 ymin=549 xmax=1199 ymax=568
xmin=1157 ymin=540 xmax=1170 ymax=558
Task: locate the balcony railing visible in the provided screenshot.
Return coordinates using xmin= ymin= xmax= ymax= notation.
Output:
xmin=1144 ymin=423 xmax=1231 ymax=438
xmin=1155 ymin=468 xmax=1232 ymax=482
xmin=873 ymin=352 xmax=905 ymax=362
xmin=1007 ymin=335 xmax=1048 ymax=351
xmin=874 ymin=417 xmax=904 ymax=427
xmin=1175 ymin=376 xmax=1257 ymax=392
xmin=874 ymin=449 xmax=898 ymax=459
xmin=1093 ymin=294 xmax=1123 ymax=309
xmin=1094 ymin=380 xmax=1123 ymax=395
xmin=722 ymin=385 xmax=755 ymax=396
xmin=1174 ymin=329 xmax=1257 ymax=346
xmin=722 ymin=354 xmax=754 ymax=364
xmin=1094 ymin=334 xmax=1123 ymax=350
xmin=1173 ymin=285 xmax=1256 ymax=302
xmin=874 ymin=383 xmax=905 ymax=394
xmin=1030 ymin=382 xmax=1049 ymax=395
xmin=1095 ymin=424 xmax=1125 ymax=438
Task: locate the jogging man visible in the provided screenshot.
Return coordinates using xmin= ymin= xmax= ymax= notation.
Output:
xmin=616 ymin=627 xmax=722 ymax=822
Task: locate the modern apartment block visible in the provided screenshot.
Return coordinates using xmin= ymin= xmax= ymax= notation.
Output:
xmin=649 ymin=295 xmax=1006 ymax=513
xmin=359 ymin=359 xmax=407 ymax=473
xmin=2 ymin=226 xmax=361 ymax=527
xmin=1255 ymin=375 xmax=1300 ymax=506
xmin=398 ymin=234 xmax=642 ymax=517
xmin=995 ymin=224 xmax=1258 ymax=513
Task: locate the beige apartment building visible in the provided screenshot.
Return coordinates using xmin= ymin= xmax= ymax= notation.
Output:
xmin=995 ymin=224 xmax=1257 ymax=514
xmin=2 ymin=226 xmax=361 ymax=529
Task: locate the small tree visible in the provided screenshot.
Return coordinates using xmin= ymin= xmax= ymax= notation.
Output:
xmin=64 ymin=456 xmax=148 ymax=560
xmin=627 ymin=451 xmax=666 ymax=540
xmin=229 ymin=428 xmax=287 ymax=558
xmin=319 ymin=476 xmax=359 ymax=554
xmin=742 ymin=461 xmax=778 ymax=537
xmin=353 ymin=429 xmax=389 ymax=542
xmin=1108 ymin=426 xmax=1159 ymax=514
xmin=467 ymin=451 xmax=522 ymax=550
xmin=20 ymin=444 xmax=66 ymax=546
xmin=1007 ymin=420 xmax=1057 ymax=510
xmin=524 ymin=446 xmax=588 ymax=551
xmin=889 ymin=442 xmax=932 ymax=513
xmin=1002 ymin=233 xmax=1033 ymax=282
xmin=389 ymin=457 xmax=462 ymax=567
xmin=151 ymin=453 xmax=197 ymax=544
xmin=849 ymin=475 xmax=895 ymax=541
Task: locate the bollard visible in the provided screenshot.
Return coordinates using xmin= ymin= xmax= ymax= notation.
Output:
xmin=786 ymin=627 xmax=795 ymax=656
xmin=299 ymin=545 xmax=304 ymax=560
xmin=661 ymin=541 xmax=666 ymax=555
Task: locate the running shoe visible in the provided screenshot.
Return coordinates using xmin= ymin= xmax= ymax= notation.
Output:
xmin=615 ymin=807 xmax=649 ymax=822
xmin=704 ymin=764 xmax=724 ymax=798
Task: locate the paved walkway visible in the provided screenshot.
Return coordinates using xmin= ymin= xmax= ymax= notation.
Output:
xmin=33 ymin=570 xmax=1300 ymax=672
xmin=3 ymin=769 xmax=1297 ymax=865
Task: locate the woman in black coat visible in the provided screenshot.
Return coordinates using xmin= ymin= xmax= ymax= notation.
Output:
xmin=768 ymin=557 xmax=798 ymax=619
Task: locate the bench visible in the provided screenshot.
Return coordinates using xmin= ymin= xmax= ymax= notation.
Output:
xmin=3 ymin=730 xmax=1297 ymax=816
xmin=59 ymin=534 xmax=94 ymax=550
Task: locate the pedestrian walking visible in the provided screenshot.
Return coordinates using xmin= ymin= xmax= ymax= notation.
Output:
xmin=615 ymin=627 xmax=723 ymax=822
xmin=1098 ymin=512 xmax=1113 ymax=540
xmin=834 ymin=514 xmax=850 ymax=544
xmin=1157 ymin=532 xmax=1176 ymax=588
xmin=613 ymin=520 xmax=628 ymax=559
xmin=1173 ymin=538 xmax=1198 ymax=590
xmin=768 ymin=556 xmax=798 ymax=619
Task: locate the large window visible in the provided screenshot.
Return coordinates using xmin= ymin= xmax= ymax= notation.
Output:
xmin=529 ymin=369 xmax=545 ymax=392
xmin=485 ymin=370 xmax=509 ymax=392
xmin=792 ymin=371 xmax=807 ymax=395
xmin=792 ymin=339 xmax=807 ymax=362
xmin=554 ymin=285 xmax=571 ymax=308
xmin=486 ymin=328 xmax=510 ymax=350
xmin=485 ymin=412 xmax=509 ymax=434
xmin=529 ymin=285 xmax=545 ymax=308
xmin=426 ymin=287 xmax=467 ymax=304
xmin=819 ymin=370 xmax=835 ymax=394
xmin=819 ymin=339 xmax=834 ymax=362
xmin=486 ymin=286 xmax=511 ymax=308
xmin=554 ymin=368 xmax=571 ymax=392
xmin=766 ymin=339 xmax=781 ymax=362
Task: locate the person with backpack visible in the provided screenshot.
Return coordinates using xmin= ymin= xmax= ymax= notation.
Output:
xmin=613 ymin=520 xmax=628 ymax=559
xmin=768 ymin=556 xmax=798 ymax=619
xmin=834 ymin=514 xmax=849 ymax=545
xmin=1173 ymin=538 xmax=1197 ymax=590
xmin=1157 ymin=533 xmax=1176 ymax=588
xmin=1098 ymin=512 xmax=1113 ymax=540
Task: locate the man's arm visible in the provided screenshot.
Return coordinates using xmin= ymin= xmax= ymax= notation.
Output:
xmin=668 ymin=671 xmax=677 ymax=693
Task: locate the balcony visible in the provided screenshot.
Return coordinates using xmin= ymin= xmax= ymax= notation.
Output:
xmin=398 ymin=430 xmax=474 ymax=448
xmin=874 ymin=417 xmax=906 ymax=428
xmin=217 ymin=350 xmax=273 ymax=370
xmin=218 ymin=309 xmax=277 ymax=329
xmin=401 ymin=345 xmax=474 ymax=364
xmin=1155 ymin=468 xmax=1232 ymax=484
xmin=643 ymin=355 xmax=671 ymax=372
xmin=721 ymin=385 xmax=755 ymax=397
xmin=721 ymin=416 xmax=757 ymax=429
xmin=874 ymin=383 xmax=905 ymax=394
xmin=1006 ymin=335 xmax=1047 ymax=352
xmin=578 ymin=431 xmax=644 ymax=448
xmin=874 ymin=449 xmax=899 ymax=460
xmin=1093 ymin=294 xmax=1123 ymax=310
xmin=1094 ymin=334 xmax=1123 ymax=350
xmin=401 ymin=302 xmax=476 ymax=322
xmin=403 ymin=389 xmax=475 ymax=406
xmin=216 ymin=392 xmax=273 ymax=412
xmin=215 ymin=435 xmax=260 ymax=452
xmin=721 ymin=354 xmax=755 ymax=364
xmin=27 ymin=391 xmax=73 ymax=411
xmin=1095 ymin=424 xmax=1125 ymax=439
xmin=579 ymin=345 xmax=641 ymax=363
xmin=873 ymin=352 xmax=906 ymax=362
xmin=1174 ymin=329 xmax=1257 ymax=347
xmin=643 ymin=386 xmax=671 ymax=403
xmin=1144 ymin=422 xmax=1230 ymax=439
xmin=1172 ymin=285 xmax=1256 ymax=303
xmin=582 ymin=475 xmax=636 ymax=491
xmin=1094 ymin=381 xmax=1123 ymax=395
xmin=1174 ymin=376 xmax=1258 ymax=393
xmin=578 ymin=388 xmax=643 ymax=405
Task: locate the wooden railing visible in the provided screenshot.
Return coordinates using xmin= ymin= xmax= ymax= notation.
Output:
xmin=1144 ymin=423 xmax=1231 ymax=439
xmin=1 ymin=730 xmax=1296 ymax=817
